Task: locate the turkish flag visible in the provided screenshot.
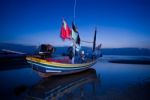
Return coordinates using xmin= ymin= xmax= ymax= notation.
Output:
xmin=60 ymin=19 xmax=71 ymax=40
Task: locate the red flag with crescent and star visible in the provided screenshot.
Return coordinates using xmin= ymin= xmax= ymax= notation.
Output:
xmin=60 ymin=19 xmax=71 ymax=40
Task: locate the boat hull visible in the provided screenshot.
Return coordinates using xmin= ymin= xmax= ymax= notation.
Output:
xmin=26 ymin=56 xmax=97 ymax=77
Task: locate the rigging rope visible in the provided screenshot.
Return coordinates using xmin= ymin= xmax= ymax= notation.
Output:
xmin=81 ymin=40 xmax=93 ymax=43
xmin=73 ymin=0 xmax=93 ymax=44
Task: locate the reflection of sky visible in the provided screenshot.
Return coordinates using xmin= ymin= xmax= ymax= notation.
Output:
xmin=0 ymin=0 xmax=150 ymax=48
xmin=0 ymin=59 xmax=150 ymax=99
xmin=94 ymin=60 xmax=150 ymax=89
xmin=0 ymin=68 xmax=41 ymax=99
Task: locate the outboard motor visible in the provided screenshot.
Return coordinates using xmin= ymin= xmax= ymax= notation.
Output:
xmin=39 ymin=44 xmax=55 ymax=58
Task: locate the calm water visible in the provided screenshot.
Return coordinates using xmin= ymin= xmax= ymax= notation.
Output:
xmin=0 ymin=56 xmax=150 ymax=100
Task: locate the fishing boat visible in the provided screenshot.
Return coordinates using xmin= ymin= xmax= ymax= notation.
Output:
xmin=26 ymin=18 xmax=101 ymax=76
xmin=26 ymin=55 xmax=97 ymax=76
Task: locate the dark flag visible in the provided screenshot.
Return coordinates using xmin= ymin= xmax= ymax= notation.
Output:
xmin=71 ymin=22 xmax=80 ymax=45
xmin=97 ymin=44 xmax=102 ymax=50
xmin=76 ymin=34 xmax=80 ymax=45
xmin=72 ymin=22 xmax=78 ymax=33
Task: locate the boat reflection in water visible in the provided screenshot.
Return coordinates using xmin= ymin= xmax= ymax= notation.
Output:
xmin=27 ymin=68 xmax=100 ymax=100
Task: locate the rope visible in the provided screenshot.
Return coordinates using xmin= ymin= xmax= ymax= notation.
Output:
xmin=73 ymin=0 xmax=93 ymax=45
xmin=81 ymin=40 xmax=93 ymax=44
xmin=74 ymin=0 xmax=77 ymax=23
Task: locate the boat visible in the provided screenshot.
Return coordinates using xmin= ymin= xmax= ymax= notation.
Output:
xmin=26 ymin=55 xmax=97 ymax=76
xmin=27 ymin=68 xmax=100 ymax=99
xmin=26 ymin=19 xmax=101 ymax=76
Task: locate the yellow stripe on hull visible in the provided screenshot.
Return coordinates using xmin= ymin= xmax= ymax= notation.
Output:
xmin=26 ymin=56 xmax=96 ymax=68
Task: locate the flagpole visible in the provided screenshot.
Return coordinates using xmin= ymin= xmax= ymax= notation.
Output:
xmin=72 ymin=39 xmax=76 ymax=64
xmin=74 ymin=0 xmax=77 ymax=24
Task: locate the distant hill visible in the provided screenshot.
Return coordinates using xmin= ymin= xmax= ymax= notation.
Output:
xmin=0 ymin=43 xmax=150 ymax=56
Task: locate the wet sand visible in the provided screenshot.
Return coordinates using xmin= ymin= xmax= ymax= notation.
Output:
xmin=109 ymin=59 xmax=150 ymax=65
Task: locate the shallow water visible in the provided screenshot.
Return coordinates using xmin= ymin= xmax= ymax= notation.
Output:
xmin=0 ymin=56 xmax=150 ymax=100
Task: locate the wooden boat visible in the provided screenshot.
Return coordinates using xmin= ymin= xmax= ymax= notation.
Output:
xmin=26 ymin=19 xmax=101 ymax=76
xmin=26 ymin=55 xmax=98 ymax=76
xmin=27 ymin=69 xmax=99 ymax=99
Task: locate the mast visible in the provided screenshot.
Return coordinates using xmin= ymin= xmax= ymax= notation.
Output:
xmin=93 ymin=28 xmax=97 ymax=52
xmin=74 ymin=0 xmax=77 ymax=24
xmin=72 ymin=0 xmax=78 ymax=64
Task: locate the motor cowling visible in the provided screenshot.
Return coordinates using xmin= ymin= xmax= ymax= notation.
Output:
xmin=39 ymin=44 xmax=55 ymax=58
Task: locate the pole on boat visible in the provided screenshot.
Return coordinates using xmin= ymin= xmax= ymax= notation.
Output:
xmin=2 ymin=49 xmax=26 ymax=55
xmin=72 ymin=39 xmax=76 ymax=64
xmin=73 ymin=0 xmax=77 ymax=24
xmin=92 ymin=28 xmax=97 ymax=53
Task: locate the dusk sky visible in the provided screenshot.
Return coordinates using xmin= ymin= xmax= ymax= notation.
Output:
xmin=0 ymin=0 xmax=150 ymax=48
